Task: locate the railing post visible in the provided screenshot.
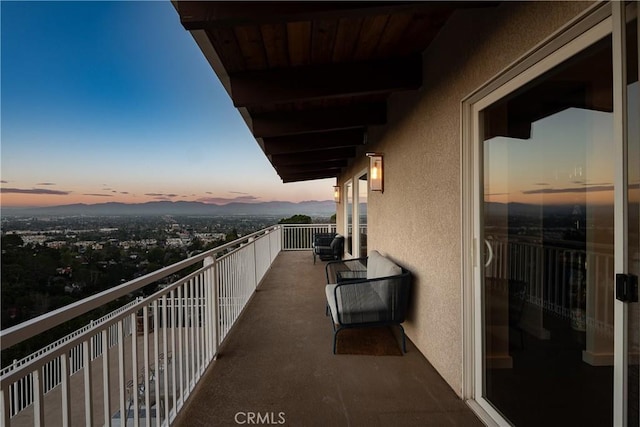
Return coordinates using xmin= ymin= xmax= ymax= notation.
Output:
xmin=10 ymin=360 xmax=17 ymax=417
xmin=60 ymin=353 xmax=71 ymax=426
xmin=203 ymin=256 xmax=218 ymax=357
xmin=176 ymin=286 xmax=184 ymax=410
xmin=142 ymin=305 xmax=150 ymax=426
xmin=169 ymin=291 xmax=177 ymax=417
xmin=130 ymin=311 xmax=140 ymax=427
xmin=267 ymin=229 xmax=272 ymax=266
xmin=249 ymin=236 xmax=258 ymax=290
xmin=83 ymin=340 xmax=93 ymax=427
xmin=117 ymin=321 xmax=126 ymax=427
xmin=33 ymin=368 xmax=44 ymax=426
xmin=1 ymin=385 xmax=10 ymax=427
xmin=102 ymin=330 xmax=111 ymax=427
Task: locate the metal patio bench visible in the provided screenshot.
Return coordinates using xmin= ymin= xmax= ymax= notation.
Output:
xmin=325 ymin=250 xmax=412 ymax=354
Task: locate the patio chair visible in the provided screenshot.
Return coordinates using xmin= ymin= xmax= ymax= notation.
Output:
xmin=509 ymin=279 xmax=528 ymax=349
xmin=325 ymin=250 xmax=411 ymax=353
xmin=312 ymin=233 xmax=344 ymax=264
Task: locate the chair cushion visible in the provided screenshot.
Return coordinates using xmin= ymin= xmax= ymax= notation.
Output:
xmin=366 ymin=250 xmax=402 ymax=280
xmin=325 ymin=284 xmax=339 ymax=324
xmin=330 ymin=235 xmax=343 ymax=250
xmin=326 ymin=283 xmax=386 ymax=324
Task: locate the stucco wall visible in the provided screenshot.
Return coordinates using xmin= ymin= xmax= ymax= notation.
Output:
xmin=336 ymin=1 xmax=593 ymax=396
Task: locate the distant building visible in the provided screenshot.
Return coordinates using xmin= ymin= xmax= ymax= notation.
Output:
xmin=46 ymin=241 xmax=67 ymax=249
xmin=165 ymin=238 xmax=185 ymax=247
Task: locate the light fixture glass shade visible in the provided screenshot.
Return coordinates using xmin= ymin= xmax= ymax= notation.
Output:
xmin=333 ymin=185 xmax=341 ymax=203
xmin=367 ymin=153 xmax=383 ymax=192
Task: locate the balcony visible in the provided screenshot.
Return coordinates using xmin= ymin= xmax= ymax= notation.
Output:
xmin=0 ymin=225 xmax=482 ymax=426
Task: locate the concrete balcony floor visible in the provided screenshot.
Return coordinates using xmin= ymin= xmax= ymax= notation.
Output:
xmin=174 ymin=251 xmax=483 ymax=426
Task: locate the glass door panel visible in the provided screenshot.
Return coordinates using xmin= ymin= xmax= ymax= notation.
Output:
xmin=345 ymin=181 xmax=353 ymax=257
xmin=358 ymin=173 xmax=368 ymax=257
xmin=481 ymin=35 xmax=614 ymax=426
xmin=627 ymin=11 xmax=639 ymax=427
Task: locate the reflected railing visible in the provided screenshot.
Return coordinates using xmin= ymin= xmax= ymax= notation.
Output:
xmin=485 ymin=236 xmax=615 ymax=342
xmin=0 ymin=224 xmax=329 ymax=426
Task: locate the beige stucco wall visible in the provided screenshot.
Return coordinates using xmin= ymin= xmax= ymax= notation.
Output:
xmin=335 ymin=1 xmax=593 ymax=396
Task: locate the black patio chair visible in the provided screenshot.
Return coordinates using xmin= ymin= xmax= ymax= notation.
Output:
xmin=313 ymin=233 xmax=343 ymax=264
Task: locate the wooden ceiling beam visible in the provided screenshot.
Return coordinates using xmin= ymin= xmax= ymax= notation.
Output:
xmin=178 ymin=2 xmax=468 ymax=30
xmin=276 ymin=161 xmax=346 ymax=175
xmin=281 ymin=170 xmax=342 ymax=183
xmin=262 ymin=128 xmax=365 ymax=156
xmin=270 ymin=146 xmax=356 ymax=166
xmin=230 ymin=55 xmax=421 ymax=108
xmin=252 ymin=103 xmax=386 ymax=138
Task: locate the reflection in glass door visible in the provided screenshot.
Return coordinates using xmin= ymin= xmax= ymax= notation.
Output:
xmin=481 ymin=35 xmax=614 ymax=426
xmin=627 ymin=11 xmax=639 ymax=427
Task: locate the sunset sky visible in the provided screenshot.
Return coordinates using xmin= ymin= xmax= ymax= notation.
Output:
xmin=484 ymin=107 xmax=617 ymax=206
xmin=0 ymin=1 xmax=334 ymax=208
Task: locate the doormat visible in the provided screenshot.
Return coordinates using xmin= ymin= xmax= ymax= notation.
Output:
xmin=335 ymin=327 xmax=403 ymax=356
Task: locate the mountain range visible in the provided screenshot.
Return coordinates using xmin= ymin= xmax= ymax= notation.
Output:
xmin=1 ymin=200 xmax=337 ymax=217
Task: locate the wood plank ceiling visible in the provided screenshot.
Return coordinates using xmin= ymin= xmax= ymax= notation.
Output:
xmin=174 ymin=1 xmax=497 ymax=183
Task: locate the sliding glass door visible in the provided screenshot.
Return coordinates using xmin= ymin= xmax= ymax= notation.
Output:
xmin=471 ymin=4 xmax=640 ymax=425
xmin=626 ymin=7 xmax=639 ymax=426
xmin=480 ymin=31 xmax=615 ymax=427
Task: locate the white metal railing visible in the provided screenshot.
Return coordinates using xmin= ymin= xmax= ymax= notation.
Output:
xmin=485 ymin=237 xmax=615 ymax=336
xmin=280 ymin=224 xmax=336 ymax=250
xmin=2 ymin=298 xmax=141 ymax=422
xmin=0 ymin=224 xmax=288 ymax=427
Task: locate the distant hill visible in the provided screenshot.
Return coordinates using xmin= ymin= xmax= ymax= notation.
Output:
xmin=484 ymin=201 xmax=613 ymax=219
xmin=1 ymin=200 xmax=337 ymax=217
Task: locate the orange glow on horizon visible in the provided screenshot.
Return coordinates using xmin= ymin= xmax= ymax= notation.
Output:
xmin=484 ymin=188 xmax=615 ymax=206
xmin=1 ymin=192 xmax=158 ymax=208
xmin=0 ymin=181 xmax=337 ymax=208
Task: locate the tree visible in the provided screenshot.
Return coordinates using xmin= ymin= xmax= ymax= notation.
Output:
xmin=147 ymin=247 xmax=165 ymax=265
xmin=188 ymin=237 xmax=203 ymax=252
xmin=1 ymin=234 xmax=24 ymax=249
xmin=278 ymin=214 xmax=312 ymax=224
xmin=225 ymin=228 xmax=239 ymax=242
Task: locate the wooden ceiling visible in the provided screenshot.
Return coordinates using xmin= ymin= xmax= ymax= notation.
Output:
xmin=174 ymin=1 xmax=497 ymax=183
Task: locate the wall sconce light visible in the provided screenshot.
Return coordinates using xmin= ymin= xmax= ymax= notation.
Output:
xmin=333 ymin=185 xmax=341 ymax=203
xmin=366 ymin=152 xmax=383 ymax=192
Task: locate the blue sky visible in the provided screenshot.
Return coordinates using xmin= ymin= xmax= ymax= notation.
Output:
xmin=1 ymin=1 xmax=333 ymax=207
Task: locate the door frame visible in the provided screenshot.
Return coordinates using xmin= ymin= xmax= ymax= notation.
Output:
xmin=613 ymin=2 xmax=639 ymax=425
xmin=461 ymin=2 xmax=634 ymax=425
xmin=343 ymin=169 xmax=368 ymax=259
xmin=354 ymin=168 xmax=368 ymax=258
xmin=344 ymin=179 xmax=354 ymax=258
